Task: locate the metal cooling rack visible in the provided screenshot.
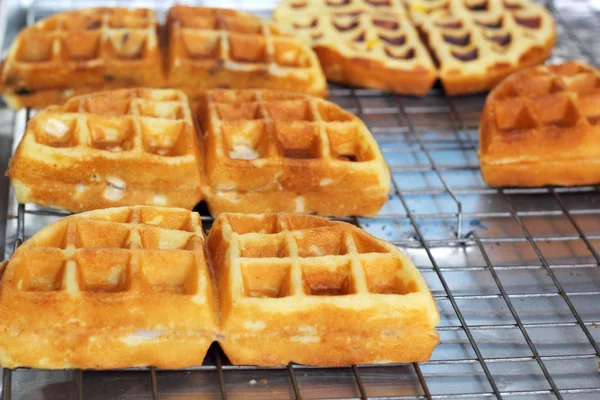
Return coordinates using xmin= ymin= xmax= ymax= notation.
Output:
xmin=1 ymin=0 xmax=600 ymax=398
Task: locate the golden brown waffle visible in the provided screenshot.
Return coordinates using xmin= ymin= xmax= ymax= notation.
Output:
xmin=0 ymin=8 xmax=165 ymax=109
xmin=274 ymin=0 xmax=555 ymax=96
xmin=7 ymin=88 xmax=204 ymax=212
xmin=166 ymin=6 xmax=327 ymax=101
xmin=0 ymin=6 xmax=327 ymax=110
xmin=0 ymin=206 xmax=217 ymax=369
xmin=199 ymin=89 xmax=391 ymax=217
xmin=208 ymin=213 xmax=440 ymax=366
xmin=479 ymin=61 xmax=600 ymax=187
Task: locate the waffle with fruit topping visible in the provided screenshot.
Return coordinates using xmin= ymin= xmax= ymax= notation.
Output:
xmin=208 ymin=212 xmax=440 ymax=366
xmin=166 ymin=5 xmax=327 ymax=101
xmin=7 ymin=89 xmax=204 ymax=212
xmin=274 ymin=0 xmax=555 ymax=96
xmin=0 ymin=206 xmax=217 ymax=369
xmin=0 ymin=7 xmax=164 ymax=109
xmin=274 ymin=0 xmax=437 ymax=95
xmin=479 ymin=61 xmax=600 ymax=187
xmin=199 ymin=89 xmax=390 ymax=217
xmin=406 ymin=0 xmax=555 ymax=95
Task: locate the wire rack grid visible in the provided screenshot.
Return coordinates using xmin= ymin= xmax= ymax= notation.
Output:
xmin=1 ymin=0 xmax=600 ymax=399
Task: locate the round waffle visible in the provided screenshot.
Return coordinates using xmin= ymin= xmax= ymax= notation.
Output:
xmin=274 ymin=0 xmax=556 ymax=96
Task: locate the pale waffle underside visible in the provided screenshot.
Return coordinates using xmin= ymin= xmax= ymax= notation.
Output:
xmin=274 ymin=0 xmax=556 ymax=95
xmin=479 ymin=61 xmax=600 ymax=187
xmin=8 ymin=87 xmax=389 ymax=216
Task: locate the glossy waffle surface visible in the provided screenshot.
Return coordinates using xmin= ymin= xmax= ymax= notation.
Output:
xmin=0 ymin=7 xmax=164 ymax=109
xmin=274 ymin=0 xmax=555 ymax=95
xmin=0 ymin=209 xmax=438 ymax=368
xmin=479 ymin=60 xmax=600 ymax=187
xmin=0 ymin=206 xmax=217 ymax=369
xmin=7 ymin=88 xmax=204 ymax=212
xmin=208 ymin=213 xmax=440 ymax=366
xmin=0 ymin=6 xmax=327 ymax=109
xmin=166 ymin=6 xmax=327 ymax=100
xmin=199 ymin=89 xmax=391 ymax=216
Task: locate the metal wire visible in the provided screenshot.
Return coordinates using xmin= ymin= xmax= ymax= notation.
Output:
xmin=2 ymin=0 xmax=600 ymax=399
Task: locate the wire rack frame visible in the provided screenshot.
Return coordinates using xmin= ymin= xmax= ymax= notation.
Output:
xmin=2 ymin=0 xmax=600 ymax=399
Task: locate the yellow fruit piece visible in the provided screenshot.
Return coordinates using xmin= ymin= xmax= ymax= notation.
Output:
xmin=410 ymin=3 xmax=428 ymax=13
xmin=366 ymin=38 xmax=380 ymax=49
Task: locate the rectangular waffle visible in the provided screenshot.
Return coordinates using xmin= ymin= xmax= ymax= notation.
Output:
xmin=0 ymin=8 xmax=165 ymax=109
xmin=166 ymin=6 xmax=327 ymax=101
xmin=0 ymin=6 xmax=327 ymax=109
xmin=199 ymin=89 xmax=391 ymax=217
xmin=7 ymin=88 xmax=204 ymax=212
xmin=0 ymin=206 xmax=217 ymax=369
xmin=208 ymin=213 xmax=440 ymax=366
xmin=479 ymin=61 xmax=600 ymax=187
xmin=274 ymin=0 xmax=555 ymax=96
xmin=274 ymin=0 xmax=437 ymax=95
xmin=0 ymin=208 xmax=439 ymax=368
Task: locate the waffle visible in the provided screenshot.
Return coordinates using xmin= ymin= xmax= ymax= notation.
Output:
xmin=199 ymin=89 xmax=391 ymax=217
xmin=479 ymin=61 xmax=600 ymax=187
xmin=0 ymin=8 xmax=164 ymax=109
xmin=7 ymin=88 xmax=204 ymax=212
xmin=274 ymin=0 xmax=437 ymax=95
xmin=208 ymin=213 xmax=440 ymax=366
xmin=166 ymin=6 xmax=327 ymax=101
xmin=0 ymin=6 xmax=327 ymax=110
xmin=0 ymin=206 xmax=217 ymax=369
xmin=274 ymin=0 xmax=555 ymax=96
xmin=406 ymin=0 xmax=556 ymax=95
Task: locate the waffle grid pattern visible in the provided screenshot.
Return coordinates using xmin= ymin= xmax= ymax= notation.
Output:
xmin=14 ymin=8 xmax=156 ymax=65
xmin=222 ymin=214 xmax=416 ymax=298
xmin=490 ymin=62 xmax=600 ymax=132
xmin=35 ymin=89 xmax=194 ymax=157
xmin=407 ymin=0 xmax=554 ymax=68
xmin=275 ymin=0 xmax=433 ymax=66
xmin=35 ymin=89 xmax=193 ymax=156
xmin=5 ymin=0 xmax=600 ymax=399
xmin=169 ymin=8 xmax=316 ymax=71
xmin=275 ymin=0 xmax=555 ymax=94
xmin=205 ymin=90 xmax=376 ymax=164
xmin=12 ymin=207 xmax=205 ymax=295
